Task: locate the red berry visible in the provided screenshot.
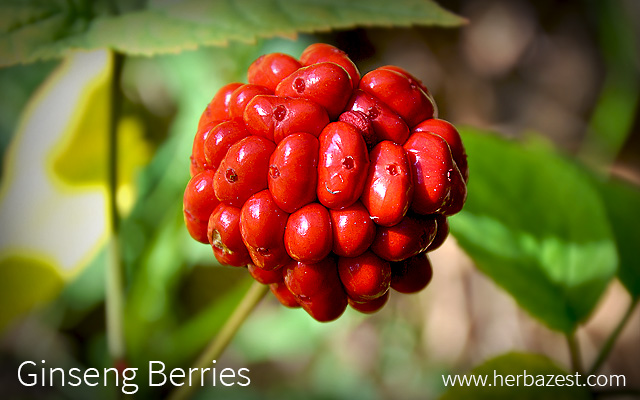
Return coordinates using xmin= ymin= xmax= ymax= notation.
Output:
xmin=361 ymin=141 xmax=413 ymax=227
xmin=359 ymin=68 xmax=434 ymax=128
xmin=442 ymin=162 xmax=467 ymax=216
xmin=299 ymin=43 xmax=361 ymax=89
xmin=191 ymin=121 xmax=220 ymax=176
xmin=240 ymin=190 xmax=291 ymax=270
xmin=300 ymin=285 xmax=348 ymax=322
xmin=426 ymin=214 xmax=449 ymax=252
xmin=403 ymin=131 xmax=456 ymax=215
xmin=276 ymin=62 xmax=352 ymax=119
xmin=378 ymin=65 xmax=436 ymax=105
xmin=203 ymin=120 xmax=249 ymax=170
xmin=270 ymin=281 xmax=301 ymax=308
xmin=214 ymin=136 xmax=275 ymax=207
xmin=228 ymin=84 xmax=273 ymax=120
xmin=338 ymin=110 xmax=376 ymax=150
xmin=371 ymin=215 xmax=437 ymax=262
xmin=284 ymin=258 xmax=348 ymax=322
xmin=317 ymin=122 xmax=370 ymax=210
xmin=338 ymin=251 xmax=391 ymax=302
xmin=199 ymin=82 xmax=243 ymax=127
xmin=349 ymin=291 xmax=389 ymax=314
xmin=412 ymin=118 xmax=468 ymax=183
xmin=207 ymin=203 xmax=251 ymax=267
xmin=329 ymin=201 xmax=376 ymax=257
xmin=243 ymin=95 xmax=330 ymax=143
xmin=247 ymin=53 xmax=301 ymax=91
xmin=345 ymin=89 xmax=409 ymax=145
xmin=248 ymin=263 xmax=283 ymax=284
xmin=284 ymin=203 xmax=333 ymax=263
xmin=391 ymin=252 xmax=433 ymax=294
xmin=184 ymin=170 xmax=220 ymax=244
xmin=268 ymin=133 xmax=319 ymax=213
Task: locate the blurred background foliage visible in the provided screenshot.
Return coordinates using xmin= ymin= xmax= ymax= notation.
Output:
xmin=0 ymin=0 xmax=639 ymax=399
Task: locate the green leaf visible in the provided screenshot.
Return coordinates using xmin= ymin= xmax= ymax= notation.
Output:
xmin=0 ymin=0 xmax=465 ymax=67
xmin=449 ymin=128 xmax=618 ymax=333
xmin=439 ymin=352 xmax=591 ymax=400
xmin=596 ymin=178 xmax=640 ymax=298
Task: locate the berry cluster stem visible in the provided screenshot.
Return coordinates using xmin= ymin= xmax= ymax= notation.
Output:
xmin=566 ymin=333 xmax=584 ymax=375
xmin=106 ymin=50 xmax=126 ymax=362
xmin=167 ymin=280 xmax=269 ymax=400
xmin=589 ymin=298 xmax=638 ymax=375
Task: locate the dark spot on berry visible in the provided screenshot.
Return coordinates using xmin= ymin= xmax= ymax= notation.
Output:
xmin=367 ymin=105 xmax=380 ymax=119
xmin=269 ymin=165 xmax=280 ymax=179
xmin=273 ymin=105 xmax=287 ymax=121
xmin=386 ymin=164 xmax=399 ymax=176
xmin=225 ymin=168 xmax=238 ymax=183
xmin=294 ymin=78 xmax=305 ymax=93
xmin=257 ymin=247 xmax=270 ymax=256
xmin=342 ymin=156 xmax=355 ymax=170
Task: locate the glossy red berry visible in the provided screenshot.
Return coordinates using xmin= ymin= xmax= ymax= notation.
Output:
xmin=240 ymin=190 xmax=291 ymax=270
xmin=329 ymin=201 xmax=376 ymax=257
xmin=268 ymin=133 xmax=319 ymax=213
xmin=338 ymin=110 xmax=376 ymax=150
xmin=243 ymin=95 xmax=329 ymax=143
xmin=203 ymin=120 xmax=249 ymax=170
xmin=214 ymin=136 xmax=275 ymax=207
xmin=228 ymin=84 xmax=273 ymax=120
xmin=248 ymin=263 xmax=283 ymax=285
xmin=391 ymin=252 xmax=433 ymax=294
xmin=361 ymin=141 xmax=413 ymax=227
xmin=299 ymin=43 xmax=361 ymax=89
xmin=371 ymin=215 xmax=437 ymax=262
xmin=403 ymin=131 xmax=456 ymax=215
xmin=247 ymin=53 xmax=301 ymax=91
xmin=317 ymin=122 xmax=370 ymax=210
xmin=338 ymin=251 xmax=391 ymax=302
xmin=349 ymin=291 xmax=389 ymax=314
xmin=190 ymin=121 xmax=219 ymax=176
xmin=276 ymin=62 xmax=352 ymax=119
xmin=184 ymin=170 xmax=220 ymax=244
xmin=359 ymin=68 xmax=435 ymax=128
xmin=207 ymin=203 xmax=251 ymax=267
xmin=284 ymin=203 xmax=333 ymax=263
xmin=284 ymin=258 xmax=348 ymax=322
xmin=198 ymin=82 xmax=243 ymax=128
xmin=345 ymin=89 xmax=409 ymax=145
xmin=270 ymin=281 xmax=301 ymax=308
xmin=426 ymin=214 xmax=449 ymax=252
xmin=412 ymin=118 xmax=468 ymax=183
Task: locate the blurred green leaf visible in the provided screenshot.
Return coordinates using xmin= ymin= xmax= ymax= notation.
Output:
xmin=596 ymin=178 xmax=640 ymax=298
xmin=439 ymin=352 xmax=590 ymax=400
xmin=0 ymin=255 xmax=64 ymax=330
xmin=0 ymin=0 xmax=465 ymax=67
xmin=450 ymin=128 xmax=618 ymax=333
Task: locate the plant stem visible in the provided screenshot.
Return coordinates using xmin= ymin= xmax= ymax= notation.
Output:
xmin=589 ymin=298 xmax=639 ymax=375
xmin=106 ymin=50 xmax=126 ymax=363
xmin=566 ymin=333 xmax=584 ymax=375
xmin=167 ymin=281 xmax=269 ymax=400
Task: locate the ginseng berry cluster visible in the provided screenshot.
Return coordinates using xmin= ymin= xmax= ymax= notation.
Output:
xmin=183 ymin=43 xmax=468 ymax=322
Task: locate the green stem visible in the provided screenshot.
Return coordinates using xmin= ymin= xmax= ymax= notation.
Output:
xmin=589 ymin=298 xmax=639 ymax=375
xmin=566 ymin=333 xmax=584 ymax=375
xmin=167 ymin=281 xmax=269 ymax=400
xmin=106 ymin=51 xmax=126 ymax=363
